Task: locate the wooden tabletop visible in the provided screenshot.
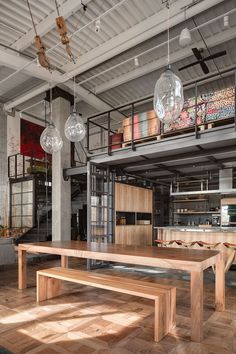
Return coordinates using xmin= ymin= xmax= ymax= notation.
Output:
xmin=18 ymin=241 xmax=219 ymax=272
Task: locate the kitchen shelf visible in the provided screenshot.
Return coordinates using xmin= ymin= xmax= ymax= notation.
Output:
xmin=173 ymin=199 xmax=208 ymax=203
xmin=174 ymin=211 xmax=220 ymax=215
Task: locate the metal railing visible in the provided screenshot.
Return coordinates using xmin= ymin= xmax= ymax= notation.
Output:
xmin=86 ymin=70 xmax=236 ymax=156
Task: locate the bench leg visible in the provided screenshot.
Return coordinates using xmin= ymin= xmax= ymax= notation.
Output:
xmin=154 ymin=289 xmax=176 ymax=342
xmin=154 ymin=294 xmax=167 ymax=342
xmin=169 ymin=287 xmax=176 ymax=330
xmin=37 ymin=274 xmax=61 ymax=302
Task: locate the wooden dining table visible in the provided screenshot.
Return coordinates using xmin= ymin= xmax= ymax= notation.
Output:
xmin=17 ymin=241 xmax=225 ymax=343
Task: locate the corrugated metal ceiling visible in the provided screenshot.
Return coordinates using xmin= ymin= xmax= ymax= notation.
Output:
xmin=0 ymin=0 xmax=235 ymax=113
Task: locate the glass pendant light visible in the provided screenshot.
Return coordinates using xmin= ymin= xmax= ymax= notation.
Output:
xmin=153 ymin=1 xmax=184 ymax=124
xmin=64 ymin=77 xmax=85 ymax=142
xmin=40 ymin=87 xmax=63 ymax=154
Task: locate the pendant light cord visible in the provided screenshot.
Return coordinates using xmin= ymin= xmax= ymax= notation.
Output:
xmin=50 ymin=84 xmax=53 ymax=125
xmin=54 ymin=0 xmax=60 ymax=16
xmin=73 ymin=76 xmax=76 ymax=111
xmin=167 ymin=1 xmax=170 ymax=66
xmin=44 ymin=99 xmax=49 ymax=240
xmin=26 ymin=0 xmax=37 ymax=36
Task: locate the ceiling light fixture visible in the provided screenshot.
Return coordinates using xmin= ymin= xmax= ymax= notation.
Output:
xmin=179 ymin=7 xmax=191 ymax=47
xmin=64 ymin=77 xmax=86 ymax=142
xmin=223 ymin=14 xmax=229 ymax=27
xmin=134 ymin=57 xmax=139 ymax=67
xmin=153 ymin=1 xmax=184 ymax=124
xmin=40 ymin=86 xmax=63 ymax=154
xmin=95 ymin=19 xmax=101 ymax=33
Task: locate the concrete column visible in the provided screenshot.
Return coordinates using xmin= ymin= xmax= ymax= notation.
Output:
xmin=52 ymin=97 xmax=71 ymax=241
xmin=0 ymin=105 xmax=8 ymax=226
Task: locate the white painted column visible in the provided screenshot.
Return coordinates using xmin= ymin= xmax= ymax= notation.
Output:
xmin=0 ymin=105 xmax=8 ymax=226
xmin=52 ymin=97 xmax=71 ymax=241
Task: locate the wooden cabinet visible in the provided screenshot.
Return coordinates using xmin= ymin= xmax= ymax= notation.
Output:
xmin=115 ymin=182 xmax=153 ymax=212
xmin=115 ymin=182 xmax=153 ymax=245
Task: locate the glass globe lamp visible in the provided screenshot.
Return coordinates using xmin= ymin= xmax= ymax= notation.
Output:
xmin=153 ymin=65 xmax=184 ymax=124
xmin=64 ymin=110 xmax=85 ymax=142
xmin=40 ymin=123 xmax=63 ymax=154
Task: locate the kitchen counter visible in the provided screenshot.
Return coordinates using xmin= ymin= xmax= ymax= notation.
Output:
xmin=155 ymin=226 xmax=236 ymax=244
xmin=155 ymin=226 xmax=236 ymax=233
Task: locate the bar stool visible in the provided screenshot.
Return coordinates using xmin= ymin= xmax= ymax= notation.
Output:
xmin=154 ymin=240 xmax=172 ymax=247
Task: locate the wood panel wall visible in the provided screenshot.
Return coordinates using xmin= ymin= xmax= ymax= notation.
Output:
xmin=115 ymin=182 xmax=153 ymax=246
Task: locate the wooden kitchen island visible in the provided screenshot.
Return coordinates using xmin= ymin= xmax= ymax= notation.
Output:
xmin=156 ymin=226 xmax=236 ymax=244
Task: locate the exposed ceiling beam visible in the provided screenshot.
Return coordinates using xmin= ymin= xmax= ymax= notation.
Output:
xmin=13 ymin=0 xmax=92 ymax=51
xmin=60 ymin=0 xmax=224 ymax=80
xmin=1 ymin=51 xmax=121 ymax=117
xmin=0 ymin=49 xmax=62 ymax=83
xmin=1 ymin=0 xmax=224 ymax=112
xmin=93 ymin=27 xmax=236 ymax=94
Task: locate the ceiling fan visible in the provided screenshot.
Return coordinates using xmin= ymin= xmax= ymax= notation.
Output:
xmin=178 ymin=47 xmax=227 ymax=74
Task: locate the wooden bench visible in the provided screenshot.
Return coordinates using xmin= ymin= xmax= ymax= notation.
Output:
xmin=37 ymin=267 xmax=176 ymax=342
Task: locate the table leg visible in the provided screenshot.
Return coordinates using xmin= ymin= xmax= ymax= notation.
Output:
xmin=61 ymin=255 xmax=68 ymax=268
xmin=18 ymin=249 xmax=27 ymax=290
xmin=191 ymin=271 xmax=203 ymax=342
xmin=215 ymin=252 xmax=225 ymax=311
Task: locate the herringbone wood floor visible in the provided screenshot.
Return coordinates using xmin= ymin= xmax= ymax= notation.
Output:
xmin=0 ymin=257 xmax=235 ymax=354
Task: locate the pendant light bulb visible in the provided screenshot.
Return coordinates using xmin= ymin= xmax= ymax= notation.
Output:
xmin=40 ymin=86 xmax=63 ymax=154
xmin=40 ymin=122 xmax=63 ymax=154
xmin=65 ymin=110 xmax=86 ymax=142
xmin=64 ymin=76 xmax=86 ymax=142
xmin=153 ymin=65 xmax=184 ymax=124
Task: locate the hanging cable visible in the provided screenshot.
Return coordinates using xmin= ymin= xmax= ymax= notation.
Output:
xmin=167 ymin=1 xmax=170 ymax=65
xmin=49 ymin=84 xmax=53 ymax=125
xmin=192 ymin=17 xmax=223 ymax=80
xmin=54 ymin=0 xmax=60 ymax=16
xmin=43 ymin=99 xmax=49 ymax=240
xmin=26 ymin=0 xmax=37 ymax=36
xmin=73 ymin=76 xmax=76 ymax=110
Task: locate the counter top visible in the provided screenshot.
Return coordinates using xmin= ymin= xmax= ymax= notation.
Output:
xmin=154 ymin=226 xmax=236 ymax=233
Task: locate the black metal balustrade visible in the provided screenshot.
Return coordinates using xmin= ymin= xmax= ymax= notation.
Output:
xmin=86 ymin=70 xmax=236 ymax=157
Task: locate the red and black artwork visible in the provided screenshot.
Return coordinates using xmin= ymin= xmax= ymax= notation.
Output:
xmin=20 ymin=119 xmax=46 ymax=159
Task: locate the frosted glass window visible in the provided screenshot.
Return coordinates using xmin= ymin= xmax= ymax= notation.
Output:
xmin=12 ymin=206 xmax=21 ymax=217
xmin=11 ymin=217 xmax=22 ymax=227
xmin=22 ymin=180 xmax=33 ymax=192
xmin=22 ymin=204 xmax=33 ymax=216
xmin=12 ymin=183 xmax=21 ymax=194
xmin=22 ymin=192 xmax=33 ymax=204
xmin=12 ymin=194 xmax=21 ymax=205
